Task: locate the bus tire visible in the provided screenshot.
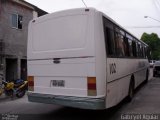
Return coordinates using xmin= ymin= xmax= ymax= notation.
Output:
xmin=145 ymin=69 xmax=149 ymax=83
xmin=127 ymin=78 xmax=134 ymax=102
xmin=153 ymin=72 xmax=156 ymax=77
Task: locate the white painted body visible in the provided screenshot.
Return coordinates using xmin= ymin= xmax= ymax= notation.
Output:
xmin=106 ymin=58 xmax=149 ymax=108
xmin=27 ymin=8 xmax=149 ymax=109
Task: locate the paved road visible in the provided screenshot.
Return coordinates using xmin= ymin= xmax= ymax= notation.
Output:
xmin=0 ymin=69 xmax=160 ymax=120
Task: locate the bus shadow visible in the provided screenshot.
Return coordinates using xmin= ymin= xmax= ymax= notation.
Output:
xmin=42 ymin=81 xmax=148 ymax=120
xmin=43 ymin=100 xmax=128 ymax=120
xmin=134 ymin=80 xmax=148 ymax=95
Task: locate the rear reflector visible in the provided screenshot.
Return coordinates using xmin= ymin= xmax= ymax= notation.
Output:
xmin=28 ymin=76 xmax=34 ymax=91
xmin=87 ymin=77 xmax=97 ymax=96
xmin=28 ymin=81 xmax=34 ymax=86
xmin=88 ymin=84 xmax=96 ymax=90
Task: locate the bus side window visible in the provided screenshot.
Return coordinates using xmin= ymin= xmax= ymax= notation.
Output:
xmin=146 ymin=47 xmax=150 ymax=59
xmin=132 ymin=40 xmax=137 ymax=57
xmin=103 ymin=17 xmax=116 ymax=57
xmin=143 ymin=47 xmax=146 ymax=58
xmin=137 ymin=43 xmax=142 ymax=58
xmin=115 ymin=32 xmax=125 ymax=57
xmin=124 ymin=36 xmax=130 ymax=57
xmin=141 ymin=45 xmax=145 ymax=58
xmin=126 ymin=34 xmax=135 ymax=57
xmin=128 ymin=39 xmax=133 ymax=57
xmin=105 ymin=27 xmax=116 ymax=56
xmin=144 ymin=46 xmax=147 ymax=58
xmin=141 ymin=45 xmax=144 ymax=58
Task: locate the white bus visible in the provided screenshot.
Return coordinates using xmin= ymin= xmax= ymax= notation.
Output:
xmin=27 ymin=8 xmax=149 ymax=110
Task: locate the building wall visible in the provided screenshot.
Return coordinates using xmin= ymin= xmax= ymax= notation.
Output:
xmin=0 ymin=0 xmax=34 ymax=80
xmin=1 ymin=1 xmax=33 ymax=57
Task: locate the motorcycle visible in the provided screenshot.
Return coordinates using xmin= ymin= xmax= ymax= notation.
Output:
xmin=0 ymin=79 xmax=28 ymax=98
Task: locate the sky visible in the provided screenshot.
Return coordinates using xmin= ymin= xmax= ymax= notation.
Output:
xmin=25 ymin=0 xmax=160 ymax=39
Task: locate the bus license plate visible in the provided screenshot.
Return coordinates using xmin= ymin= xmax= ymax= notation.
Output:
xmin=51 ymin=80 xmax=65 ymax=87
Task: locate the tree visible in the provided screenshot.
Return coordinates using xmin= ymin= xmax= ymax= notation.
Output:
xmin=141 ymin=32 xmax=160 ymax=60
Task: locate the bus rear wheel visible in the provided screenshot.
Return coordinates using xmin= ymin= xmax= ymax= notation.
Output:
xmin=145 ymin=69 xmax=149 ymax=83
xmin=127 ymin=79 xmax=134 ymax=102
xmin=153 ymin=72 xmax=156 ymax=77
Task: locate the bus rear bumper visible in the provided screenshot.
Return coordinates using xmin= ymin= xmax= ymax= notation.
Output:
xmin=28 ymin=92 xmax=105 ymax=110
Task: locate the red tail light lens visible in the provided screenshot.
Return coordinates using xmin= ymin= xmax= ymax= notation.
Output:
xmin=87 ymin=77 xmax=97 ymax=96
xmin=28 ymin=76 xmax=34 ymax=91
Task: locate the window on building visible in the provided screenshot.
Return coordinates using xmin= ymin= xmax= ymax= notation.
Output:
xmin=12 ymin=14 xmax=23 ymax=29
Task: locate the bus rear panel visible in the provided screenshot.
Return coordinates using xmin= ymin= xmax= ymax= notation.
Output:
xmin=27 ymin=8 xmax=106 ymax=110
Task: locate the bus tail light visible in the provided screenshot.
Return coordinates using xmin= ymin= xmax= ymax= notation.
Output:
xmin=28 ymin=76 xmax=34 ymax=91
xmin=87 ymin=77 xmax=97 ymax=96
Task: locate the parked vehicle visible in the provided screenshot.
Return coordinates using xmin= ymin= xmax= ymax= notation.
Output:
xmin=0 ymin=79 xmax=28 ymax=98
xmin=153 ymin=61 xmax=160 ymax=77
xmin=27 ymin=8 xmax=149 ymax=110
xmin=149 ymin=60 xmax=156 ymax=67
